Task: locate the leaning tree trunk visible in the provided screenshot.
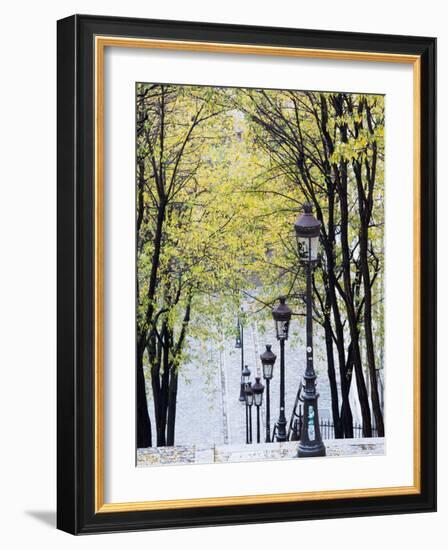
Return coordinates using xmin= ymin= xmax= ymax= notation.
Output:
xmin=329 ymin=94 xmax=372 ymax=436
xmin=350 ymin=102 xmax=385 ymax=437
xmin=323 ymin=313 xmax=343 ymax=438
xmin=340 ymin=343 xmax=355 ymax=437
xmin=166 ymin=369 xmax=179 ymax=446
xmin=313 ymin=261 xmax=342 ymax=438
xmin=149 ymin=323 xmax=178 ymax=447
xmin=320 ymin=207 xmax=354 ymax=438
xmin=136 ymin=342 xmax=152 ymax=448
xmin=337 ymin=159 xmax=372 ymax=437
xmin=152 ymin=321 xmax=171 ymax=446
xmin=355 ymin=170 xmax=385 ymax=436
xmin=314 ymin=95 xmax=355 ymax=438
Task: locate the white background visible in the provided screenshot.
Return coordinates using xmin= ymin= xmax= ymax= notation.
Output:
xmin=0 ymin=0 xmax=444 ymax=548
xmin=105 ymin=48 xmax=414 ymax=502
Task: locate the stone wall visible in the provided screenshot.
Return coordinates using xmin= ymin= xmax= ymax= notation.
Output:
xmin=137 ymin=437 xmax=384 ymax=467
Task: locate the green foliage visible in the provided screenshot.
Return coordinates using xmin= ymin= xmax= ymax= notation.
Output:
xmin=136 ymin=83 xmax=385 ymax=397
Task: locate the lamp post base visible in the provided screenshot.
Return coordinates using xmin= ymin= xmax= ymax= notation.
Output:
xmin=297 ymin=440 xmax=326 ymax=458
xmin=275 ymin=418 xmax=288 ymax=442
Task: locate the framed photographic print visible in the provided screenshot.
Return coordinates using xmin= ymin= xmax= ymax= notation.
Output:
xmin=57 ymin=14 xmax=436 ymax=534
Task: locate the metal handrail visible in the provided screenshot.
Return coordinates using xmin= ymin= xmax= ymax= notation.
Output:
xmin=287 ymin=384 xmax=303 ymax=440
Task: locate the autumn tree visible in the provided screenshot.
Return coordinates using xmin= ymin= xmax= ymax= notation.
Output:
xmin=136 ymin=84 xmax=275 ymax=447
xmin=234 ymin=89 xmax=385 ymax=437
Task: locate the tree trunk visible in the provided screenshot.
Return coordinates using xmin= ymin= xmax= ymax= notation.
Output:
xmin=356 ymin=169 xmax=385 ymax=437
xmin=340 ymin=342 xmax=354 ymax=437
xmin=153 ymin=322 xmax=171 ymax=446
xmin=323 ymin=313 xmax=342 ymax=438
xmin=360 ymin=263 xmax=384 ymax=435
xmin=166 ymin=369 xmax=178 ymax=445
xmin=329 ymin=95 xmax=372 ymax=437
xmin=136 ymin=345 xmax=152 ymax=448
xmin=314 ymin=96 xmax=354 ymax=439
xmin=136 ymin=199 xmax=166 ymax=447
xmin=338 ymin=161 xmax=372 ymax=437
xmin=150 ymin=320 xmax=184 ymax=447
xmin=320 ymin=220 xmax=353 ymax=438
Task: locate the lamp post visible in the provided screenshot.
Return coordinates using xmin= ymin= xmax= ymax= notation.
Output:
xmin=242 ymin=364 xmax=251 ymax=443
xmin=260 ymin=344 xmax=276 ymax=442
xmin=294 ymin=202 xmax=326 ymax=457
xmin=244 ymin=382 xmax=254 ymax=444
xmin=252 ymin=377 xmax=265 ymax=443
xmin=272 ymin=296 xmax=292 ymax=442
xmin=235 ymin=317 xmax=246 ymax=402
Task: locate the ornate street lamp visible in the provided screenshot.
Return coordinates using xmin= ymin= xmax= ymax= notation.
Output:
xmin=294 ymin=202 xmax=326 ymax=457
xmin=236 ymin=318 xmax=246 ymax=402
xmin=273 ymin=296 xmax=292 ymax=341
xmin=260 ymin=344 xmax=276 ymax=442
xmin=252 ymin=377 xmax=265 ymax=444
xmin=244 ymin=382 xmax=254 ymax=444
xmin=294 ymin=202 xmax=321 ymax=264
xmin=272 ymin=296 xmax=292 ymax=442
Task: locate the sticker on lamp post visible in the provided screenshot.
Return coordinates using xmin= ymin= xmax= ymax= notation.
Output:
xmin=308 ymin=408 xmax=315 ymax=441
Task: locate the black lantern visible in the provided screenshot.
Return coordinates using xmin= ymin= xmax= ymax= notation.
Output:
xmin=294 ymin=202 xmax=321 ymax=263
xmin=252 ymin=377 xmax=265 ymax=444
xmin=260 ymin=344 xmax=276 ymax=380
xmin=244 ymin=381 xmax=254 ymax=444
xmin=242 ymin=364 xmax=251 ymax=387
xmin=252 ymin=377 xmax=265 ymax=407
xmin=272 ymin=296 xmax=292 ymax=341
xmin=260 ymin=344 xmax=276 ymax=443
xmin=245 ymin=382 xmax=254 ymax=407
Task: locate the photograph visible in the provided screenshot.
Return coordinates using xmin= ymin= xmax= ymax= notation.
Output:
xmin=135 ymin=82 xmax=386 ymax=467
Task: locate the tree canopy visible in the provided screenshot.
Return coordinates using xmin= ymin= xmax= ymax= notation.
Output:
xmin=136 ymin=83 xmax=385 ymax=447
